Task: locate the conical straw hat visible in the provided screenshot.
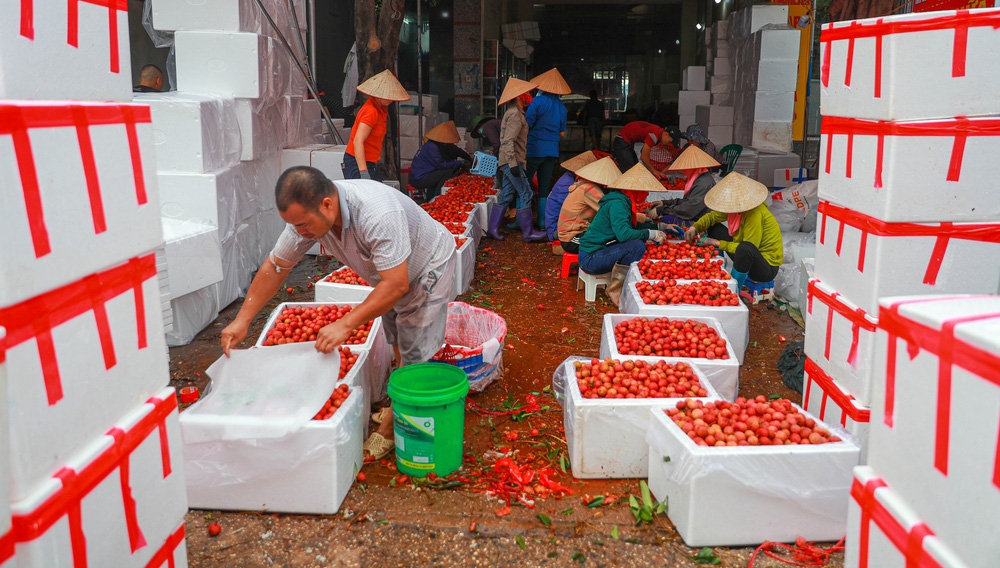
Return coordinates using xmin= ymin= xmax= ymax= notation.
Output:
xmin=425 ymin=121 xmax=461 ymax=144
xmin=668 ymin=145 xmax=721 ymax=170
xmin=498 ymin=77 xmax=537 ymax=105
xmin=357 ymin=70 xmax=410 ymax=102
xmin=560 ymin=151 xmax=597 ymax=173
xmin=608 ymin=163 xmax=664 ymax=192
xmin=530 ymin=68 xmax=571 ymax=95
xmin=573 ymin=157 xmax=621 ymax=186
xmin=704 ymin=172 xmax=769 ymax=213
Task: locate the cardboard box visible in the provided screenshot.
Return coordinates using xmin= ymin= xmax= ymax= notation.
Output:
xmin=696 ymin=105 xmax=734 ymax=127
xmin=314 ymin=266 xmax=374 ymax=303
xmin=555 ymin=356 xmax=721 ymax=479
xmin=0 ymin=101 xmax=165 ymax=307
xmin=162 ymin=218 xmax=224 ymax=299
xmin=846 ymin=467 xmax=971 ymax=568
xmin=678 ymin=91 xmax=712 ymax=116
xmin=10 ymin=390 xmax=188 ymax=567
xmin=647 ymin=404 xmax=859 ymax=547
xmin=0 ymin=2 xmax=132 ymax=101
xmin=802 ymin=357 xmax=871 ymax=462
xmin=868 ymin=295 xmax=1000 ymax=568
xmin=819 ymin=115 xmax=1000 ymax=223
xmin=820 ymin=9 xmax=1000 ymax=121
xmin=599 ymin=314 xmax=740 ymax=400
xmin=182 ymin=385 xmax=363 ymax=514
xmin=151 ymin=0 xmax=262 ymax=32
xmin=815 ymin=200 xmax=1000 ymax=315
xmin=682 ymin=66 xmax=706 ymax=91
xmin=137 ymin=92 xmax=242 ymax=173
xmin=157 ymin=164 xmax=252 ymax=243
xmin=619 ymin=282 xmax=749 ymax=364
xmin=751 ymin=121 xmax=793 ymax=153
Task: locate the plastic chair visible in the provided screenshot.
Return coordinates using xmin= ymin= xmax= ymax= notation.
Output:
xmin=719 ymin=144 xmax=743 ymax=176
xmin=577 ymin=270 xmax=612 ymax=302
xmin=744 ymin=277 xmax=775 ymax=304
xmin=561 ymin=251 xmax=579 ymax=279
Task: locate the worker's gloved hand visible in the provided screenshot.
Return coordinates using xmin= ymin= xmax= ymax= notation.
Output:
xmin=360 ymin=170 xmax=371 ymax=180
xmin=646 ymin=200 xmax=664 ymax=211
xmin=684 ymin=226 xmax=699 ymax=244
xmin=648 ymin=230 xmax=667 ymax=245
xmin=636 ymin=213 xmax=649 ymax=224
xmin=510 ymin=166 xmax=524 ymax=178
xmin=658 ymin=223 xmax=684 ymax=238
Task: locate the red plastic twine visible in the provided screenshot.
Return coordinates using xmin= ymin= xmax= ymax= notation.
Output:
xmin=821 ymin=115 xmax=1000 ymax=188
xmin=807 ymin=279 xmax=876 ymax=368
xmin=18 ymin=0 xmax=127 ymax=72
xmin=144 ymin=524 xmax=185 ymax=568
xmin=818 ymin=200 xmax=1000 ymax=285
xmin=0 ymin=102 xmax=151 ymax=259
xmin=10 ymin=393 xmax=177 ymax=567
xmin=878 ymin=298 xmax=1000 ymax=486
xmin=851 ymin=476 xmax=940 ymax=568
xmin=803 ymin=358 xmax=871 ymax=427
xmin=820 ymin=9 xmax=999 ymax=91
xmin=0 ymin=254 xmax=156 ymax=406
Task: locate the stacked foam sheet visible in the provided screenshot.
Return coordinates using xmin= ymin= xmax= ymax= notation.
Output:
xmin=144 ymin=0 xmax=325 ymax=345
xmin=1 ymin=99 xmax=188 ymax=566
xmin=812 ymin=10 xmax=1000 ymax=566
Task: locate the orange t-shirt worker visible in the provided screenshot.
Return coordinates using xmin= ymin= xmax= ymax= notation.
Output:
xmin=344 ymin=70 xmax=410 ymax=181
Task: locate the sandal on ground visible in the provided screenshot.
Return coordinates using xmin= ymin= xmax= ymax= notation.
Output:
xmin=363 ymin=432 xmax=395 ymax=461
xmin=371 ymin=407 xmax=392 ymax=425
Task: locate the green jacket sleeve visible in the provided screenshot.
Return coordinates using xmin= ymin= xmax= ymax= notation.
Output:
xmin=693 ymin=211 xmax=726 ymax=233
xmin=609 ymin=200 xmax=651 ymax=243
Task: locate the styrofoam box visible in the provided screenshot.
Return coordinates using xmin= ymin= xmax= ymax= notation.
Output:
xmin=301 ymin=98 xmax=321 ymax=123
xmin=752 ymin=121 xmax=793 ymax=153
xmin=340 ymin=349 xmax=373 ymax=437
xmin=255 ymin=301 xmax=383 ymax=352
xmin=711 ymin=92 xmax=733 ymax=106
xmin=161 ymin=218 xmax=224 ymax=299
xmin=400 ymin=136 xmax=420 ymax=161
xmin=712 ymin=19 xmax=730 ymax=40
xmin=755 ymin=28 xmax=801 ymax=61
xmin=166 ymin=284 xmax=220 ymax=347
xmin=405 ymin=92 xmax=439 ymax=116
xmin=756 ymin=151 xmax=801 ymax=186
xmin=696 ymin=105 xmax=734 ymax=127
xmin=819 ymin=115 xmax=1000 ymax=223
xmin=465 ymin=203 xmax=484 ymax=249
xmin=453 ymin=235 xmax=475 ymax=297
xmin=706 ymin=125 xmax=733 ymax=147
xmin=555 ymin=356 xmax=721 ymax=479
xmin=399 ymin=114 xmax=435 ymax=139
xmin=755 ymin=59 xmax=799 ymax=92
xmin=314 ymin=266 xmax=374 ymax=303
xmin=619 ymin=282 xmax=749 ymax=365
xmin=0 ymin=101 xmax=165 ymax=307
xmin=151 ymin=0 xmax=262 ymax=32
xmin=182 ymin=384 xmax=363 ymax=514
xmin=751 ymin=91 xmax=795 ymax=122
xmin=279 ymin=143 xmax=336 ymax=171
xmin=624 ymin=268 xmax=737 ymax=297
xmin=682 ymin=66 xmax=706 ymax=91
xmin=804 ymin=278 xmax=878 ymax=406
xmin=599 ymin=314 xmax=740 ymax=400
xmin=234 ymin=99 xmax=283 ymax=162
xmin=820 ymin=9 xmax=1000 ymax=121
xmin=731 ymin=5 xmax=789 ymax=39
xmin=846 ymin=467 xmax=971 ymax=568
xmin=802 ymin=357 xmax=870 ymax=462
xmin=798 ymin=257 xmax=814 ymax=313
xmin=0 ymin=335 xmax=10 ymax=548
xmin=175 ymin=32 xmax=269 ymax=99
xmin=311 ymin=145 xmax=348 ymax=181
xmin=0 ymin=2 xmax=132 ymax=101
xmin=646 ymin=404 xmax=859 ymax=547
xmin=868 ymin=295 xmax=1000 ymax=568
xmin=815 ymin=200 xmax=1000 ymax=315
xmin=678 ymin=91 xmax=712 ymax=116
xmin=157 ymin=164 xmax=252 ymax=243
xmin=5 ymin=253 xmax=171 ymax=501
xmin=707 ymin=75 xmax=731 ymax=95
xmin=712 ymin=58 xmax=732 ymax=77
xmin=679 ymin=114 xmax=697 ymax=131
xmin=10 ymin=389 xmax=188 ymax=567
xmin=137 ymin=92 xmax=242 ymax=173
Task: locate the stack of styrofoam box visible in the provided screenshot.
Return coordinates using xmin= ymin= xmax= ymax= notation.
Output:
xmin=814 ymin=9 xmax=1000 ymax=566
xmin=399 ymin=92 xmax=441 ymax=163
xmin=752 ymin=149 xmax=801 ymax=187
xmin=728 ymin=5 xmax=800 ymax=152
xmin=695 ymin=105 xmax=734 ymax=148
xmin=708 ymin=20 xmax=733 ymax=106
xmin=1 ymin=100 xmax=188 ymax=566
xmin=677 ymin=67 xmax=710 ymax=131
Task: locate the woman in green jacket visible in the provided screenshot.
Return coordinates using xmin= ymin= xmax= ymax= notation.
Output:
xmin=685 ymin=173 xmax=783 ymax=298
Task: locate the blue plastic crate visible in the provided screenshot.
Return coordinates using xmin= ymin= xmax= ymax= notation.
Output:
xmin=470 ymin=152 xmax=498 ymax=177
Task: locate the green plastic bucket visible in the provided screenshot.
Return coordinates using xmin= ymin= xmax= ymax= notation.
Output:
xmin=388 ymin=363 xmax=469 ymax=477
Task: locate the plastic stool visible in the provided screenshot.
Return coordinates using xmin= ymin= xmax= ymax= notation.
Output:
xmin=561 ymin=251 xmax=579 ymax=279
xmin=745 ymin=278 xmax=775 ymax=304
xmin=577 ymin=270 xmax=612 ymax=302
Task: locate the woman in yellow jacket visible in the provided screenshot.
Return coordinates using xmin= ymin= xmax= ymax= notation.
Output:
xmin=685 ymin=173 xmax=783 ymax=301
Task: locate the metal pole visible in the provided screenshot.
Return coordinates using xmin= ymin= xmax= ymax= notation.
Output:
xmin=308 ymin=0 xmax=317 ymax=84
xmin=417 ymin=2 xmax=424 ymax=142
xmin=800 ymin=0 xmax=817 ymax=169
xmin=287 ymin=0 xmax=309 ymax=64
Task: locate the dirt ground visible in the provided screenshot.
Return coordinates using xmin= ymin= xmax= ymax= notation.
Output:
xmin=169 ymin=232 xmax=839 ymax=567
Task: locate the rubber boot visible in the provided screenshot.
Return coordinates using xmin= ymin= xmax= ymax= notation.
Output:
xmin=605 ymin=263 xmax=629 ymax=307
xmin=536 ymin=196 xmax=547 ymax=230
xmin=731 ymin=268 xmax=748 ymax=290
xmin=486 ymin=205 xmax=506 ymax=241
xmin=506 ymin=200 xmax=519 ymax=229
xmin=516 ymin=208 xmax=547 ymax=242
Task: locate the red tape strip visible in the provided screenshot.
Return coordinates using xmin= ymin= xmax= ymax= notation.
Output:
xmin=878 ymin=297 xmax=1000 ymax=486
xmin=0 ymin=254 xmax=156 ymax=406
xmin=808 ymin=279 xmax=876 ymax=369
xmin=851 ymin=476 xmax=941 ymax=568
xmin=804 ymin=358 xmax=871 ymax=425
xmin=11 ymin=393 xmax=178 ymax=556
xmin=19 ymin=0 xmax=126 ymax=72
xmin=818 ymin=200 xmax=1000 ymax=285
xmin=144 ymin=524 xmax=185 ymax=568
xmin=0 ymin=529 xmax=13 ymax=565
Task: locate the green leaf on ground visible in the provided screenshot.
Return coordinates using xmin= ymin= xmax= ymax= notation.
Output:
xmin=560 ymin=508 xmax=574 ymax=516
xmin=586 ymin=495 xmax=605 ymax=508
xmin=768 ymin=393 xmax=782 ymax=400
xmin=537 ymin=514 xmax=551 ymax=527
xmin=515 ymin=535 xmax=526 ymax=550
xmin=691 ymin=547 xmax=721 ymax=564
xmin=611 ymin=525 xmax=619 ymax=540
xmin=559 ymin=453 xmax=568 ymax=473
xmin=547 ymin=551 xmax=557 ymax=558
xmin=542 ymin=385 xmax=551 ymax=393
xmin=572 ymin=552 xmax=586 ymax=563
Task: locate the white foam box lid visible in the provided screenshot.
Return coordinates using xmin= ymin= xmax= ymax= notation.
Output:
xmin=814 ymin=201 xmax=1000 ymax=315
xmin=310 ymin=145 xmax=348 ymax=181
xmin=818 ymin=114 xmax=1000 ymax=223
xmin=696 ymin=105 xmax=734 ymax=127
xmin=136 ymin=91 xmax=243 ymax=173
xmin=867 ymin=295 xmax=1000 ymax=568
xmin=554 ymin=356 xmax=721 ymax=479
xmin=846 ymin=467 xmax=972 ymax=568
xmin=0 ymin=2 xmax=132 ymax=101
xmin=751 ymin=121 xmax=793 ymax=153
xmin=182 ymin=383 xmax=364 ymax=514
xmin=313 ymin=266 xmax=374 ymax=303
xmin=255 ymin=301 xmax=382 ymax=352
xmin=682 ymin=66 xmax=706 ymax=91
xmin=646 ymin=402 xmax=860 ymax=547
xmin=599 ymin=313 xmax=740 ymax=401
xmin=619 ymin=281 xmax=749 ymax=365
xmin=157 ymin=164 xmax=252 ymax=243
xmin=804 ymin=278 xmax=878 ymax=406
xmin=0 ymin=101 xmax=165 ymax=307
xmin=10 ymin=389 xmax=188 ymax=566
xmin=161 ymin=218 xmax=224 ymax=299
xmin=802 ymin=357 xmax=870 ymax=463
xmin=677 ymin=91 xmax=712 ymax=116
xmin=819 ymin=8 xmax=1000 ymax=121
xmin=175 ymin=31 xmax=269 ymax=100
xmin=151 ymin=0 xmax=262 ymax=32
